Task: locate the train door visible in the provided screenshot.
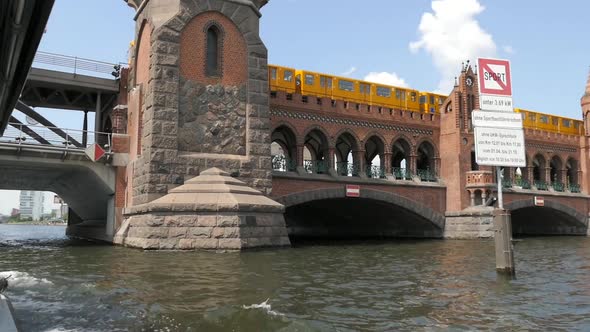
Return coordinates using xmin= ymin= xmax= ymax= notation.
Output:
xmin=320 ymin=75 xmax=333 ymax=99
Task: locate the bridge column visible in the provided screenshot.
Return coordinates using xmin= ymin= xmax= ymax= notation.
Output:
xmin=434 ymin=156 xmax=441 ymax=177
xmin=94 ymin=93 xmax=102 ymax=142
xmin=409 ymin=154 xmax=417 ymax=176
xmin=82 ymin=110 xmax=88 ymax=146
xmin=295 ymin=144 xmax=305 ymax=174
xmin=526 ymin=166 xmax=533 ymax=182
xmin=354 ymin=149 xmax=366 ymax=177
xmin=558 ymin=168 xmax=567 ymax=184
xmin=545 ymin=166 xmax=551 ymax=185
xmin=383 ymin=152 xmax=392 ymax=176
xmin=327 ymin=147 xmax=337 ymax=176
xmin=468 ymin=190 xmax=475 ymax=207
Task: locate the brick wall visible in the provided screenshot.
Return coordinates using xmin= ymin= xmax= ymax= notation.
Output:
xmin=179 ymin=11 xmax=247 ymax=86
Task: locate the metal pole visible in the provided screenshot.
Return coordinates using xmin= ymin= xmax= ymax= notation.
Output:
xmin=497 ymin=166 xmax=503 ymax=209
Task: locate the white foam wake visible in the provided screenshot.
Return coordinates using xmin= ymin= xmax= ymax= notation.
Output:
xmin=242 ymin=298 xmax=284 ymax=316
xmin=0 ymin=271 xmax=53 ymax=288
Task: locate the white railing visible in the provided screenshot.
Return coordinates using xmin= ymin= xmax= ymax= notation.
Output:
xmin=33 ymin=51 xmax=124 ymax=78
xmin=1 ymin=122 xmax=112 ymax=153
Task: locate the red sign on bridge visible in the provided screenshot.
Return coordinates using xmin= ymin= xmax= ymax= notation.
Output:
xmin=85 ymin=143 xmax=106 ymax=162
xmin=477 ymin=58 xmax=513 ymax=96
xmin=346 ymin=185 xmax=360 ymax=198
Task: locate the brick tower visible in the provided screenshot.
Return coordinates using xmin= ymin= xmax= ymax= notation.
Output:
xmin=439 ymin=63 xmax=484 ymax=212
xmin=116 ymin=0 xmax=291 ymax=250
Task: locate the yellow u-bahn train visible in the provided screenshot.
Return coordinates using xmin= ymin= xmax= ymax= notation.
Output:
xmin=269 ymin=65 xmax=584 ymax=135
xmin=269 ymin=65 xmax=445 ymax=114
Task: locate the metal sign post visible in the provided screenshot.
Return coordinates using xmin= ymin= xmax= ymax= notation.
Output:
xmin=475 ymin=57 xmax=523 ymax=276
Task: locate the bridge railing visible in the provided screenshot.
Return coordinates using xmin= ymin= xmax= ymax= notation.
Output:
xmin=33 ymin=51 xmax=123 ymax=78
xmin=1 ymin=122 xmax=112 ymax=153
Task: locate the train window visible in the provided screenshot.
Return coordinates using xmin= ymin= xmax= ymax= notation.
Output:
xmin=552 ymin=118 xmax=558 ymax=125
xmin=377 ymin=86 xmax=391 ymax=97
xmin=430 ymin=95 xmax=435 ymax=104
xmin=283 ymin=70 xmax=293 ymax=82
xmin=339 ymin=80 xmax=354 ymax=91
xmin=540 ymin=115 xmax=549 ymax=124
xmin=305 ymin=74 xmax=314 ymax=85
xmin=411 ymin=92 xmax=417 ymax=102
xmin=529 ymin=114 xmax=536 ymax=122
xmin=270 ymin=68 xmax=277 ymax=80
xmin=419 ymin=96 xmax=426 ymax=103
xmin=563 ymin=119 xmax=571 ymax=128
xmin=575 ymin=122 xmax=580 ymax=129
xmin=360 ymin=83 xmax=370 ymax=94
xmin=320 ymin=76 xmax=332 ymax=88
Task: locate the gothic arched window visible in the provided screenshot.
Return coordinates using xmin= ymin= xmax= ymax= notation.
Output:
xmin=206 ymin=25 xmax=221 ymax=76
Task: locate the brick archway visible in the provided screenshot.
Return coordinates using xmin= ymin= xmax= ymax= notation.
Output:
xmin=506 ymin=199 xmax=588 ymax=235
xmin=275 ymin=187 xmax=445 ymax=229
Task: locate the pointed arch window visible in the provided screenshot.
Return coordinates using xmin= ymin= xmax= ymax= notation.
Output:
xmin=206 ymin=24 xmax=221 ymax=76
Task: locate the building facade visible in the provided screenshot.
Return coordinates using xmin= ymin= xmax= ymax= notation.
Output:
xmin=19 ymin=191 xmax=44 ymax=221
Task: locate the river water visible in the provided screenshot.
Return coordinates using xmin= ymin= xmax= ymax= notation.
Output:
xmin=1 ymin=224 xmax=590 ymax=331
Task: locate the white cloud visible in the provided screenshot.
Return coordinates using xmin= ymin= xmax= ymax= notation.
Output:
xmin=503 ymin=45 xmax=515 ymax=54
xmin=340 ymin=66 xmax=357 ymax=77
xmin=410 ymin=0 xmax=497 ymax=92
xmin=364 ymin=72 xmax=409 ymax=88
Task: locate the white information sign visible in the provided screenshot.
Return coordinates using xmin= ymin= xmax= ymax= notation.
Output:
xmin=471 ymin=111 xmax=523 ymax=129
xmin=479 ymin=95 xmax=513 ymax=113
xmin=474 ymin=127 xmax=526 ymax=167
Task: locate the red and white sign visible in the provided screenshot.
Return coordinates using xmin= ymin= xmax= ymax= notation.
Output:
xmin=478 ymin=58 xmax=512 ymax=96
xmin=534 ymin=196 xmax=545 ymax=207
xmin=85 ymin=143 xmax=106 ymax=162
xmin=345 ymin=185 xmax=360 ymax=198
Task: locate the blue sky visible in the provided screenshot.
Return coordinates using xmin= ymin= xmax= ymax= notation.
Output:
xmin=1 ymin=0 xmax=589 ymax=213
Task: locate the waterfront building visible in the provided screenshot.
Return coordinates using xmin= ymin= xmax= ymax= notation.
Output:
xmin=19 ymin=191 xmax=45 ymax=221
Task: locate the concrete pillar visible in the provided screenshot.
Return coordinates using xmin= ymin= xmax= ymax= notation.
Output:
xmin=481 ymin=190 xmax=487 ymax=206
xmin=94 ymin=92 xmax=102 ymax=143
xmin=545 ymin=166 xmax=551 ymax=185
xmin=82 ymin=110 xmax=88 ymax=146
xmin=494 ymin=209 xmax=515 ymax=276
xmin=469 ymin=190 xmax=475 ymax=207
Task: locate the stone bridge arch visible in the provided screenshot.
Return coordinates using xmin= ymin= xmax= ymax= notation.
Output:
xmin=275 ymin=187 xmax=445 ymax=239
xmin=506 ymin=199 xmax=588 ymax=236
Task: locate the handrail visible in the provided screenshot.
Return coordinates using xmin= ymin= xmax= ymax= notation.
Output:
xmin=1 ymin=122 xmax=112 ymax=152
xmin=32 ymin=51 xmax=124 ymax=76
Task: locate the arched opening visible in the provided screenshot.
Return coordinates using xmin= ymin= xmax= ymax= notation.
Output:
xmin=416 ymin=141 xmax=436 ymax=181
xmin=532 ymin=154 xmax=546 ymax=189
xmin=364 ymin=136 xmax=385 ymax=178
xmin=280 ymin=189 xmax=444 ymax=241
xmin=335 ymin=132 xmax=359 ymax=176
xmin=550 ymin=156 xmax=563 ymax=191
xmin=474 ymin=189 xmax=483 ymax=206
xmin=303 ymin=129 xmax=329 ymax=174
xmin=271 ymin=126 xmax=297 ymax=172
xmin=509 ymin=203 xmax=588 ymax=236
xmin=206 ymin=25 xmax=221 ymax=76
xmin=392 ymin=138 xmax=411 ymax=180
xmin=566 ymin=158 xmax=579 ymax=192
